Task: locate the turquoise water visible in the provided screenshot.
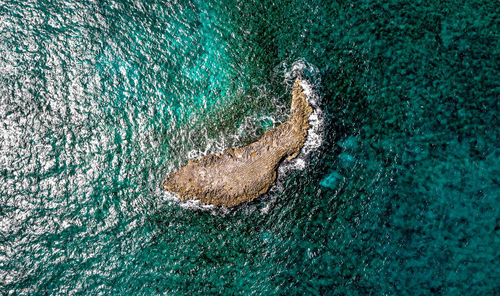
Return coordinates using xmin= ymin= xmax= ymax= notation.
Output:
xmin=1 ymin=0 xmax=499 ymax=294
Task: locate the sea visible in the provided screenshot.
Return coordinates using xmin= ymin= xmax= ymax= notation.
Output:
xmin=0 ymin=0 xmax=498 ymax=295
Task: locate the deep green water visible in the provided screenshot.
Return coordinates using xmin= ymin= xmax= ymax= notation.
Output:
xmin=1 ymin=0 xmax=499 ymax=295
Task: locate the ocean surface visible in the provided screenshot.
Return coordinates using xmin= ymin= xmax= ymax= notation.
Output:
xmin=0 ymin=0 xmax=499 ymax=295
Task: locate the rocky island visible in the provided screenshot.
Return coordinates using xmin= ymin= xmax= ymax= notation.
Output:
xmin=163 ymin=80 xmax=313 ymax=207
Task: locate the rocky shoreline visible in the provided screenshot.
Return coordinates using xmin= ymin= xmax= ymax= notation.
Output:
xmin=163 ymin=79 xmax=313 ymax=207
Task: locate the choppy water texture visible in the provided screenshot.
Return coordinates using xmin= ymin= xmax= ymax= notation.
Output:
xmin=1 ymin=0 xmax=499 ymax=295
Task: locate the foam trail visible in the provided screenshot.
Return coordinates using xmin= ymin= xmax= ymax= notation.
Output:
xmin=186 ymin=114 xmax=280 ymax=160
xmin=278 ymin=79 xmax=324 ymax=173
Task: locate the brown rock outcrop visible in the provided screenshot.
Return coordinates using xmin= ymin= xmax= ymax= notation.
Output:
xmin=163 ymin=79 xmax=312 ymax=207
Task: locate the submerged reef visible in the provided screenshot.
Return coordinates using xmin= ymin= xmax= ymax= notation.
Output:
xmin=163 ymin=80 xmax=312 ymax=207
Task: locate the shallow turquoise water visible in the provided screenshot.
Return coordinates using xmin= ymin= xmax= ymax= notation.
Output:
xmin=0 ymin=0 xmax=499 ymax=295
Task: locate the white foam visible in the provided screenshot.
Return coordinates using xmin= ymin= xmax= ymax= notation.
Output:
xmin=185 ymin=113 xmax=282 ymax=162
xmin=300 ymin=80 xmax=324 ymax=154
xmin=278 ymin=78 xmax=324 ymax=174
xmin=160 ymin=187 xmax=219 ymax=212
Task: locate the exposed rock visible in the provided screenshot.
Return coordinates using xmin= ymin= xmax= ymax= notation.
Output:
xmin=163 ymin=80 xmax=312 ymax=207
